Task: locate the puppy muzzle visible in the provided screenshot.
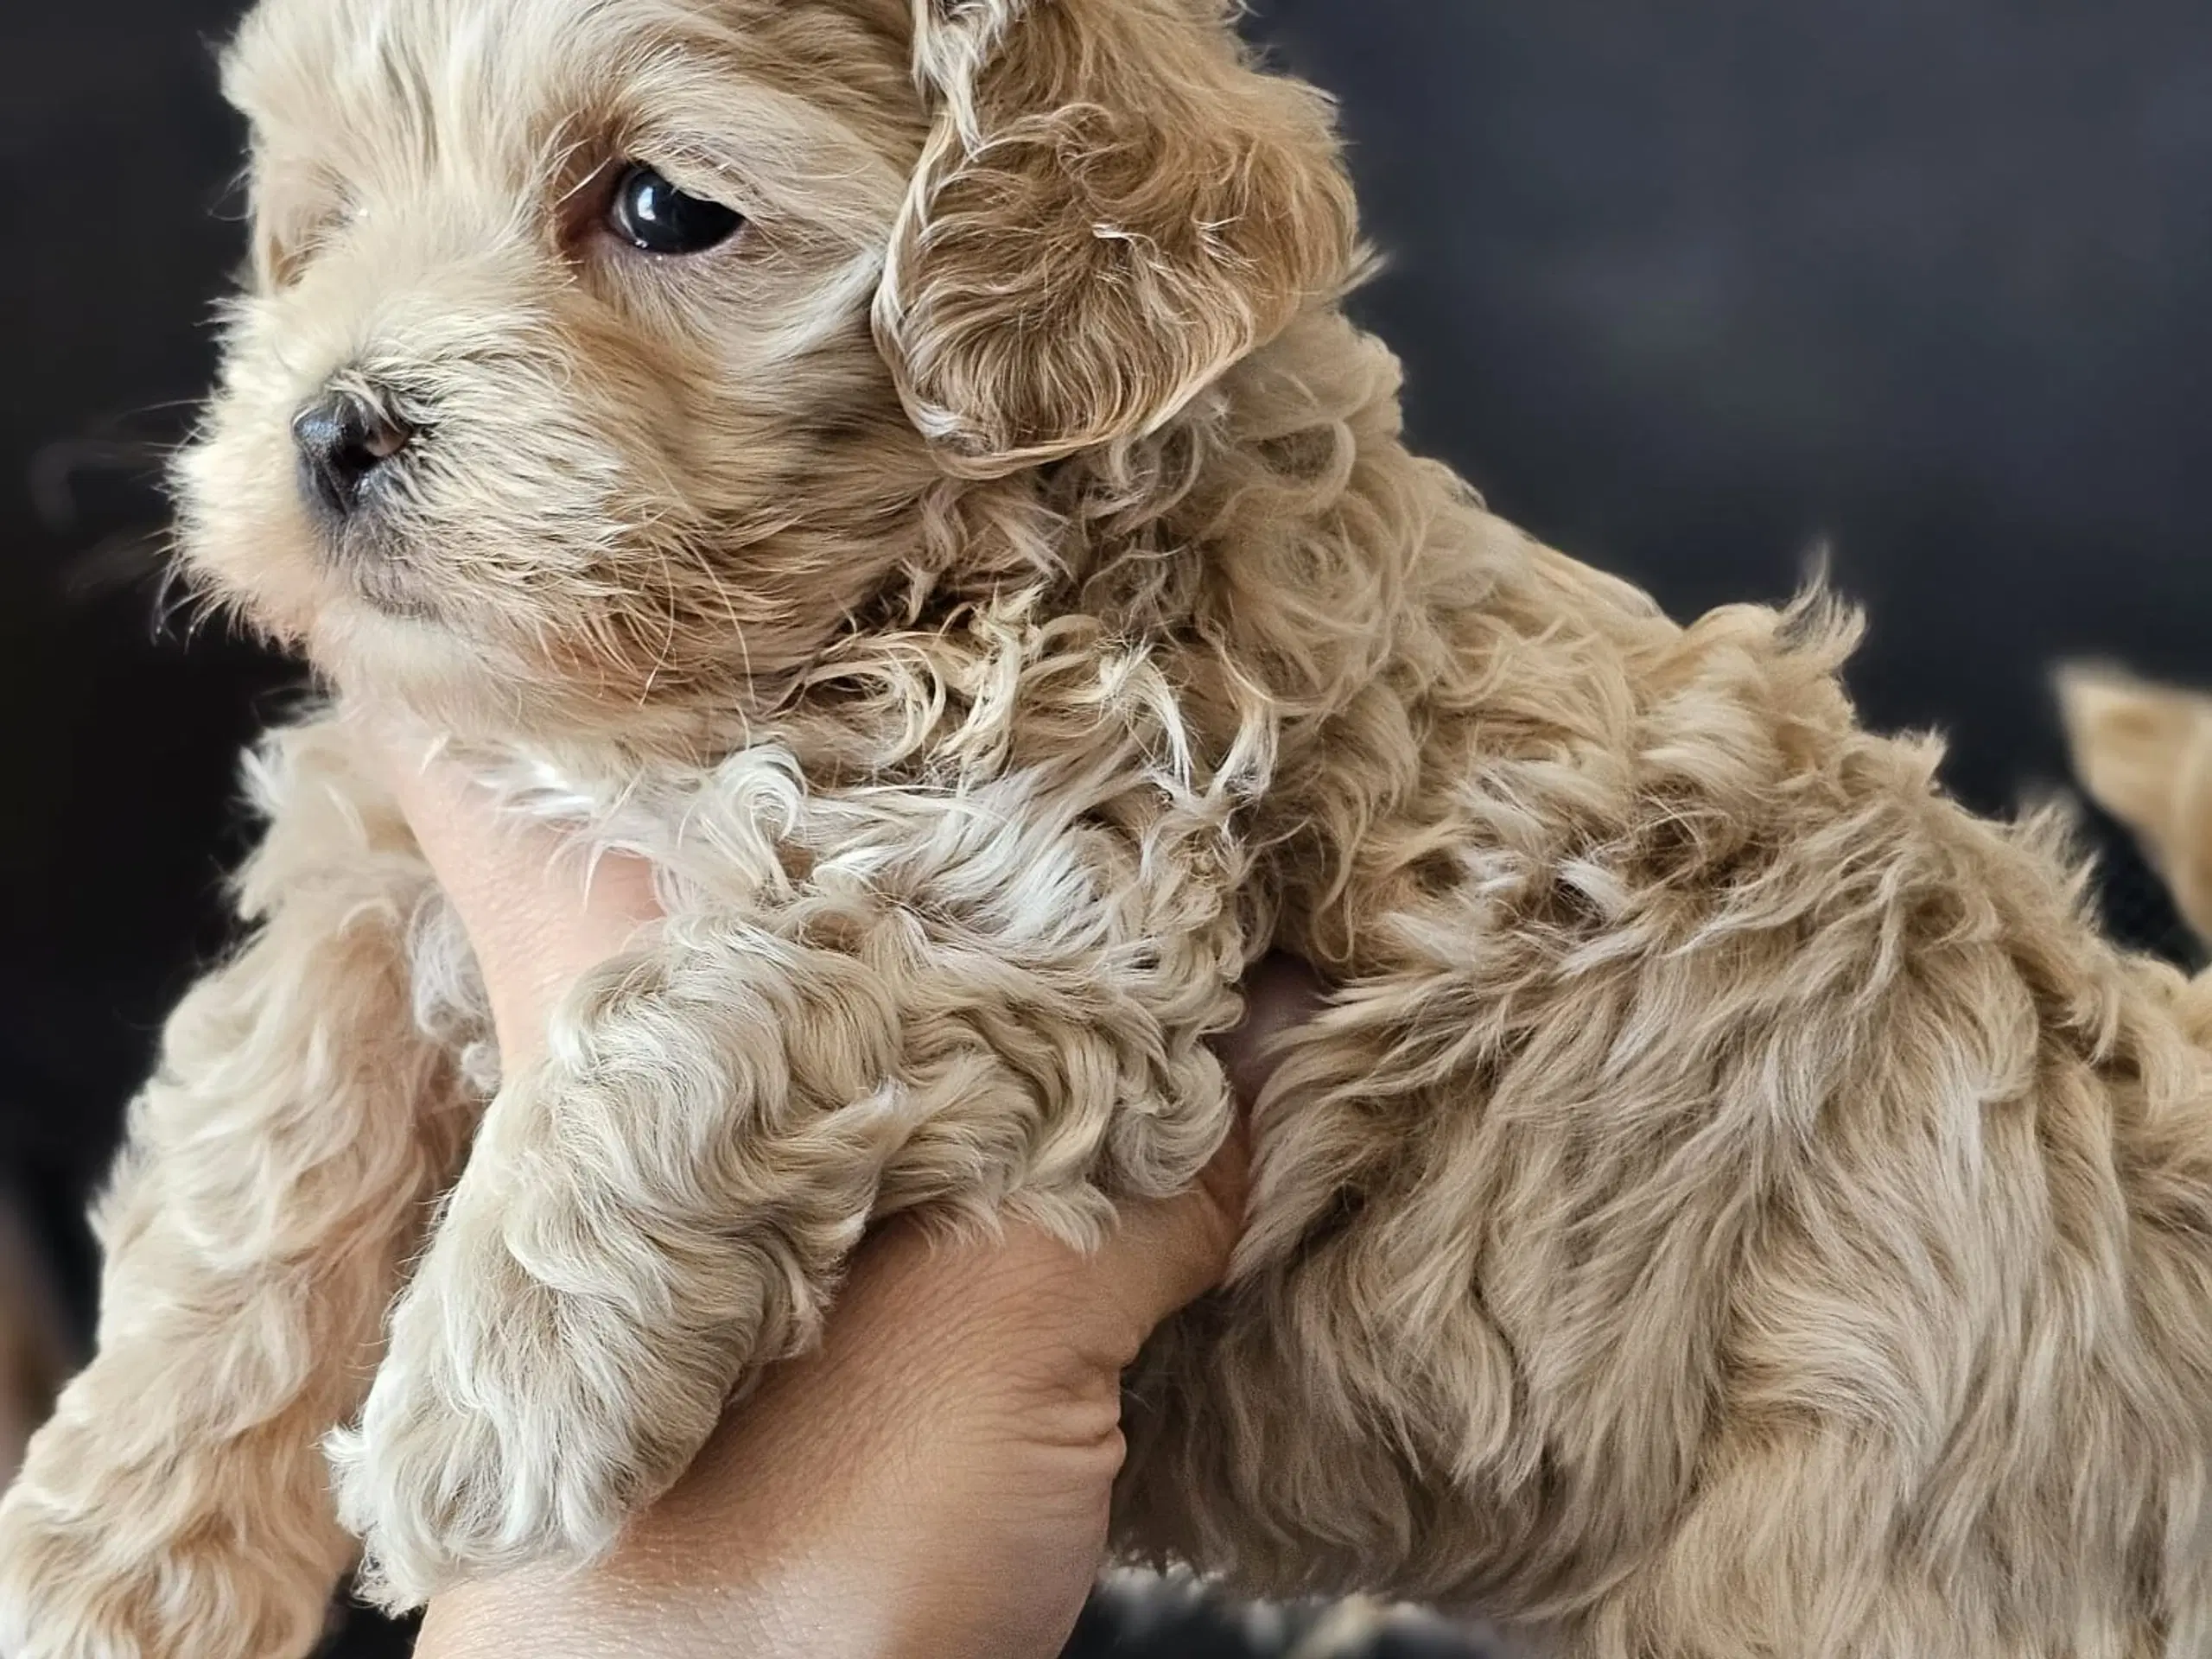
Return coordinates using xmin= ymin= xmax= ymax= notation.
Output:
xmin=293 ymin=386 xmax=415 ymax=522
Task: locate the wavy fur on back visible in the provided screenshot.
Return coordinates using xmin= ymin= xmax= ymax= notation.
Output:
xmin=6 ymin=2 xmax=2212 ymax=1655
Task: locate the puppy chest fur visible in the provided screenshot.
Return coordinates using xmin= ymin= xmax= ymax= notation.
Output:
xmin=7 ymin=2 xmax=2212 ymax=1657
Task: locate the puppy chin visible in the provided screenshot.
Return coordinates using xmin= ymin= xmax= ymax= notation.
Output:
xmin=299 ymin=592 xmax=719 ymax=760
xmin=319 ymin=524 xmax=445 ymax=625
xmin=301 ymin=601 xmax=531 ymax=733
xmin=184 ymin=504 xmax=766 ymax=757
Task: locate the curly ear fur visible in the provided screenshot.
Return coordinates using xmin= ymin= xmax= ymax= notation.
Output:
xmin=2059 ymin=664 xmax=2212 ymax=941
xmin=874 ymin=0 xmax=1360 ymax=476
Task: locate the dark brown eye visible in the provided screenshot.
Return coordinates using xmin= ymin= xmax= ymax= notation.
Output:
xmin=608 ymin=165 xmax=743 ymax=255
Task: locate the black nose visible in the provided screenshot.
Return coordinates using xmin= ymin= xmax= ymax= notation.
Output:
xmin=292 ymin=389 xmax=413 ymax=518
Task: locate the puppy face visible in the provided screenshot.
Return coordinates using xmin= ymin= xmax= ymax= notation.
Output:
xmin=181 ymin=0 xmax=933 ymax=726
xmin=179 ymin=0 xmax=1357 ymax=740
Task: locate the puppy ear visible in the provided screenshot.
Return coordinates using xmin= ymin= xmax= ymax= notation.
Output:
xmin=874 ymin=0 xmax=1359 ymax=476
xmin=2058 ymin=664 xmax=2212 ymax=941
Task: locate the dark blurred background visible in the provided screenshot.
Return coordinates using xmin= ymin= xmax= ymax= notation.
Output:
xmin=2 ymin=0 xmax=2208 ymax=1654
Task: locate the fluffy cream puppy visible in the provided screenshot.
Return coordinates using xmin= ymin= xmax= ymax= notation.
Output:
xmin=6 ymin=1 xmax=2212 ymax=1656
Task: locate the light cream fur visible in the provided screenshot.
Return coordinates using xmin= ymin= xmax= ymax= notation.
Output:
xmin=8 ymin=1 xmax=2212 ymax=1654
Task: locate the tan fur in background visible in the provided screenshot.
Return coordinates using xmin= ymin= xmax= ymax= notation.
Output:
xmin=2061 ymin=666 xmax=2212 ymax=944
xmin=6 ymin=2 xmax=2212 ymax=1656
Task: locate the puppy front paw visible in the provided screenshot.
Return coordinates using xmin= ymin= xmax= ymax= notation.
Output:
xmin=331 ymin=1221 xmax=728 ymax=1609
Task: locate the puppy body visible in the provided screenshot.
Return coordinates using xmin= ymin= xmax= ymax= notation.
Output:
xmin=7 ymin=2 xmax=2212 ymax=1656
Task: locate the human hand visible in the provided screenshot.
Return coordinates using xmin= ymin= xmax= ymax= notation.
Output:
xmin=369 ymin=726 xmax=1322 ymax=1659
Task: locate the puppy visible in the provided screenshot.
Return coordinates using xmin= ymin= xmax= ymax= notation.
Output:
xmin=7 ymin=2 xmax=2212 ymax=1656
xmin=2060 ymin=665 xmax=2212 ymax=944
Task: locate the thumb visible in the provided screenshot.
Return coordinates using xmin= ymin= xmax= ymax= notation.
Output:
xmin=1096 ymin=955 xmax=1326 ymax=1344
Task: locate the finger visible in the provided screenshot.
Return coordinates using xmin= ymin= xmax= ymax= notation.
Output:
xmin=1082 ymin=957 xmax=1328 ymax=1339
xmin=1096 ymin=1115 xmax=1252 ymax=1338
xmin=361 ymin=718 xmax=662 ymax=1058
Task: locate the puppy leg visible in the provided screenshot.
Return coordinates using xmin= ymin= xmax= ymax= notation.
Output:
xmin=0 ymin=720 xmax=474 ymax=1659
xmin=334 ymin=897 xmax=1236 ymax=1606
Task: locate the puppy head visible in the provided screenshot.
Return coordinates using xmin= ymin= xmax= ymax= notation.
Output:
xmin=2057 ymin=664 xmax=2212 ymax=942
xmin=178 ymin=0 xmax=1357 ymax=741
